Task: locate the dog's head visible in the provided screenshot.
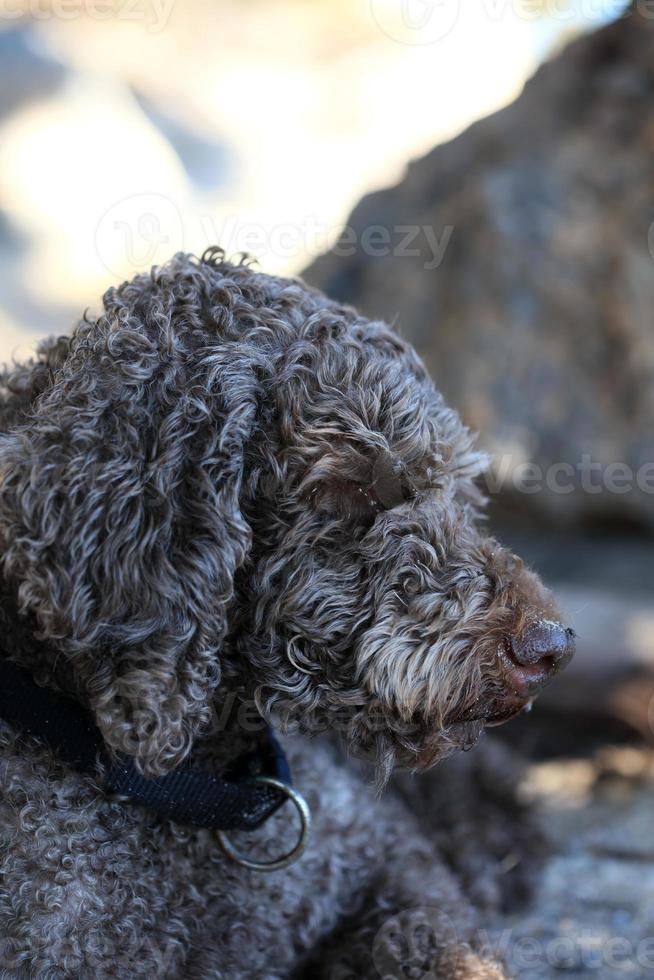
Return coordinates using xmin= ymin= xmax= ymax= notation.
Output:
xmin=0 ymin=252 xmax=573 ymax=777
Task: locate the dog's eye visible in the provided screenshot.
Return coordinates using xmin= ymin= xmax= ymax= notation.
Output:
xmin=371 ymin=450 xmax=417 ymax=510
xmin=310 ymin=451 xmax=416 ymax=522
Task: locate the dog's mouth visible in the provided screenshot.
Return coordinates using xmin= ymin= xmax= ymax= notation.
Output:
xmin=410 ymin=694 xmax=533 ymax=770
xmin=499 ymin=623 xmax=575 ymax=697
xmin=483 ymin=697 xmax=534 ymax=727
xmin=449 ymin=626 xmax=573 ymax=730
xmin=453 ymin=694 xmax=534 ymax=729
xmin=496 ymin=641 xmax=554 ymax=698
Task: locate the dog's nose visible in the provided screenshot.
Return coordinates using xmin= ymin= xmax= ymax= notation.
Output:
xmin=511 ymin=621 xmax=575 ymax=670
xmin=506 ymin=621 xmax=575 ymax=694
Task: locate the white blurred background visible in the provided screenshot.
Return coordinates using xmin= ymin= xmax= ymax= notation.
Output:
xmin=0 ymin=0 xmax=628 ymax=362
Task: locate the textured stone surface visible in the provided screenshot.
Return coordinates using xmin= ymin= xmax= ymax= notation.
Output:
xmin=486 ymin=750 xmax=654 ymax=979
xmin=305 ymin=5 xmax=654 ymax=531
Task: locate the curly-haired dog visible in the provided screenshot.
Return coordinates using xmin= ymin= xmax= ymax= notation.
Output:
xmin=0 ymin=251 xmax=573 ymax=978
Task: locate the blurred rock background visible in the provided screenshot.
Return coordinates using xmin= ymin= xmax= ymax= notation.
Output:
xmin=306 ymin=7 xmax=654 ymax=535
xmin=1 ymin=2 xmax=653 ymax=976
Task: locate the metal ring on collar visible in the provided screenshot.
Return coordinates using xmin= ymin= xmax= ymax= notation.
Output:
xmin=217 ymin=776 xmax=311 ymax=872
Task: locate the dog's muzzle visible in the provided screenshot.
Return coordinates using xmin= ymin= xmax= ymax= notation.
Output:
xmin=503 ymin=620 xmax=575 ymax=696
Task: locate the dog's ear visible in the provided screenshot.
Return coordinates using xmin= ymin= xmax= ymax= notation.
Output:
xmin=0 ymin=300 xmax=259 ymax=775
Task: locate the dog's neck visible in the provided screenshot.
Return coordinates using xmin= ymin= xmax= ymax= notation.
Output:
xmin=0 ymin=574 xmax=82 ymax=698
xmin=0 ymin=573 xmax=268 ymax=773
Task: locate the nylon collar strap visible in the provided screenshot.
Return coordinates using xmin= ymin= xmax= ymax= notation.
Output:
xmin=0 ymin=658 xmax=291 ymax=834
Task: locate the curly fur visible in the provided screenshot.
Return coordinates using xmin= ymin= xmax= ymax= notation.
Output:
xmin=0 ymin=251 xmax=567 ymax=978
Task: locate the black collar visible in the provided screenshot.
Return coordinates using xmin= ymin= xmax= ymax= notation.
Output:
xmin=0 ymin=658 xmax=291 ymax=834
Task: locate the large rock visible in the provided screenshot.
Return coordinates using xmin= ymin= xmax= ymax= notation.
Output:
xmin=305 ymin=5 xmax=654 ymax=532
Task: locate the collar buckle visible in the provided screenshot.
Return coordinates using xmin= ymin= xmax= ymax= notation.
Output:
xmin=217 ymin=775 xmax=311 ymax=872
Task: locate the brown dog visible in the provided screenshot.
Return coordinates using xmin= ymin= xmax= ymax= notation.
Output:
xmin=0 ymin=251 xmax=572 ymax=978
